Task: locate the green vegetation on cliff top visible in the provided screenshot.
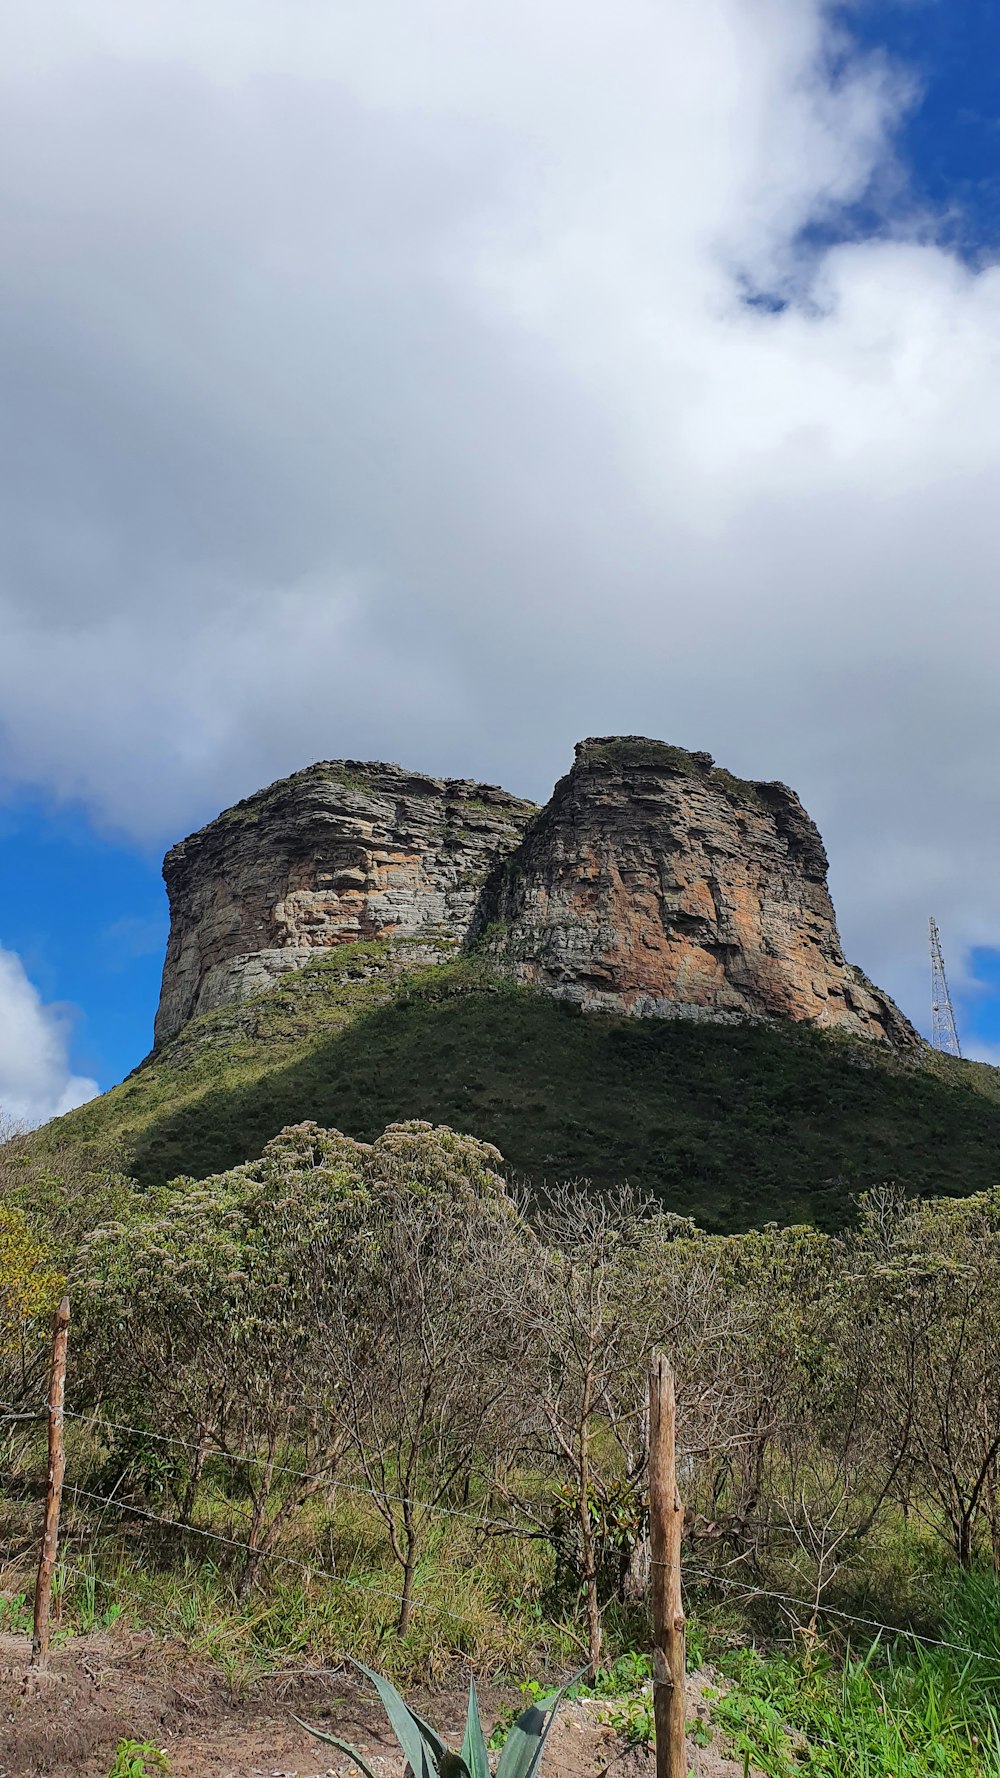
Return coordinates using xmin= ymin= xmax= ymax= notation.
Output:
xmin=576 ymin=734 xmax=770 ymax=805
xmin=45 ymin=942 xmax=1000 ymax=1230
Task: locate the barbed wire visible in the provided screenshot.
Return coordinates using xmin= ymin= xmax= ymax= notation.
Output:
xmin=673 ymin=1561 xmax=1000 ymax=1665
xmin=10 ymin=1402 xmax=1000 ymax=1669
xmin=50 ymin=1478 xmax=1000 ymax=1668
xmin=63 ymin=1481 xmax=478 ymax=1626
xmin=59 ymin=1403 xmax=545 ymax=1539
xmin=0 ymin=1402 xmax=46 ymax=1424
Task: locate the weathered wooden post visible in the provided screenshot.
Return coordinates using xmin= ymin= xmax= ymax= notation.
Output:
xmin=648 ymin=1350 xmax=686 ymax=1778
xmin=31 ymin=1295 xmax=70 ymax=1669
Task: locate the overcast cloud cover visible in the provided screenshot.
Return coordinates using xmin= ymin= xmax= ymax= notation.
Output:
xmin=2 ymin=0 xmax=1000 ymax=1117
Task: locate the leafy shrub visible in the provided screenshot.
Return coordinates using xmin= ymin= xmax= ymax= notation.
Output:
xmin=0 ymin=1203 xmax=63 ymax=1434
xmin=106 ymin=1743 xmax=171 ymax=1778
xmin=0 ymin=1203 xmax=63 ymax=1353
xmin=547 ymin=1478 xmax=646 ymax=1611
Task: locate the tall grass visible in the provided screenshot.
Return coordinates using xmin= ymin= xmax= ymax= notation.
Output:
xmin=714 ymin=1571 xmax=1000 ymax=1777
xmin=18 ymin=1481 xmax=581 ymax=1693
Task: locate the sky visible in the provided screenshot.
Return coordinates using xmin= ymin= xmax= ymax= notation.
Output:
xmin=2 ymin=0 xmax=1000 ymax=1121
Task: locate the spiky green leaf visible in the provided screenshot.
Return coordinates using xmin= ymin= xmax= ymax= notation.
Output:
xmin=407 ymin=1707 xmax=451 ymax=1768
xmin=292 ymin=1718 xmax=380 ymax=1778
xmin=350 ymin=1657 xmax=435 ymax=1778
xmin=408 ymin=1712 xmax=471 ymax=1778
xmin=461 ymin=1676 xmax=490 ymax=1778
xmin=496 ymin=1674 xmax=583 ymax=1778
xmin=495 ymin=1694 xmax=557 ymax=1778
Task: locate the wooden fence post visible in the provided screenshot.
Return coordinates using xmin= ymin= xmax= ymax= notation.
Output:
xmin=648 ymin=1350 xmax=686 ymax=1778
xmin=31 ymin=1295 xmax=70 ymax=1669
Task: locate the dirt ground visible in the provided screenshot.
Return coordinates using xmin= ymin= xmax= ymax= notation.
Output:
xmin=0 ymin=1633 xmax=753 ymax=1778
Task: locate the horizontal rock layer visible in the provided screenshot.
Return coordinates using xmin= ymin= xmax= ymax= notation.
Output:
xmin=476 ymin=737 xmax=918 ymax=1046
xmin=154 ymin=761 xmax=537 ymax=1044
xmin=154 ymin=737 xmax=918 ymax=1051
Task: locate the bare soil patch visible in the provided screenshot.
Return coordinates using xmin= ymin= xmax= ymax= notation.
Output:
xmin=0 ymin=1633 xmax=749 ymax=1778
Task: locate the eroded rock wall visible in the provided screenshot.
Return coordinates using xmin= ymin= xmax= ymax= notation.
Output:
xmin=475 ymin=737 xmax=918 ymax=1046
xmin=155 ymin=736 xmax=918 ymax=1050
xmin=154 ymin=761 xmax=537 ymax=1044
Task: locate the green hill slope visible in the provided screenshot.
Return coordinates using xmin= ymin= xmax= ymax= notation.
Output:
xmin=42 ymin=940 xmax=1000 ymax=1231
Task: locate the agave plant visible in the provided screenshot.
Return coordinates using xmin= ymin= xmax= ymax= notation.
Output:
xmin=295 ymin=1660 xmax=573 ymax=1778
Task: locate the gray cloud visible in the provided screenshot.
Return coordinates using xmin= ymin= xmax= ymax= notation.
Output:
xmin=0 ymin=1 xmax=997 ymax=1037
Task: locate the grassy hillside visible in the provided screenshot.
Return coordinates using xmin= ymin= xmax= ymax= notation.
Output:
xmin=41 ymin=940 xmax=1000 ymax=1230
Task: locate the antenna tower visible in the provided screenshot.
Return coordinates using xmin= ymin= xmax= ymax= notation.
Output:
xmin=929 ymin=917 xmax=961 ymax=1057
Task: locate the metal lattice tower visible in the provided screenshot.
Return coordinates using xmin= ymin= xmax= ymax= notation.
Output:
xmin=929 ymin=917 xmax=962 ymax=1057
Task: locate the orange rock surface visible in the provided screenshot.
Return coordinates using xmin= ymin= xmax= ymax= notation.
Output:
xmin=477 ymin=737 xmax=916 ymax=1045
xmin=154 ymin=736 xmax=917 ymax=1050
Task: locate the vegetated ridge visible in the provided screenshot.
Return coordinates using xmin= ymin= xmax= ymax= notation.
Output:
xmin=45 ymin=735 xmax=1000 ymax=1229
xmin=10 ymin=736 xmax=1000 ymax=1778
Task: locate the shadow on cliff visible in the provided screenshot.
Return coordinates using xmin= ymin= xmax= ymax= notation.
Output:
xmin=126 ymin=979 xmax=1000 ymax=1232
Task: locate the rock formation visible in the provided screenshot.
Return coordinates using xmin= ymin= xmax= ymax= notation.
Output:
xmin=154 ymin=737 xmax=919 ymax=1050
xmin=154 ymin=761 xmax=537 ymax=1044
xmin=476 ymin=737 xmax=917 ymax=1045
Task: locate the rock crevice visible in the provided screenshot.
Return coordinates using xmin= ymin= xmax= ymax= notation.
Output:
xmin=154 ymin=736 xmax=919 ymax=1050
xmin=154 ymin=760 xmax=537 ymax=1045
xmin=474 ymin=737 xmax=917 ymax=1046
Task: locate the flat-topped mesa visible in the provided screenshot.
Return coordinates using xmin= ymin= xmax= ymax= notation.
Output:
xmin=474 ymin=736 xmax=919 ymax=1046
xmin=154 ymin=736 xmax=919 ymax=1051
xmin=153 ymin=760 xmax=537 ymax=1046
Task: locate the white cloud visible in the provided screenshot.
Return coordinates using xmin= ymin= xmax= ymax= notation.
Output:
xmin=0 ymin=1 xmax=996 ymax=1030
xmin=0 ymin=947 xmax=98 ymax=1128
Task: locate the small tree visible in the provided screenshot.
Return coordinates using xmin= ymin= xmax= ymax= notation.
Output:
xmin=850 ymin=1185 xmax=1000 ymax=1569
xmin=75 ymin=1119 xmax=530 ymax=1601
xmin=334 ymin=1124 xmax=532 ymax=1634
xmin=76 ymin=1124 xmax=377 ymax=1586
xmin=0 ymin=1203 xmax=64 ymax=1449
xmin=514 ymin=1186 xmax=662 ymax=1672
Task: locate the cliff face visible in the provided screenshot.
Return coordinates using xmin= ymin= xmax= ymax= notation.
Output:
xmin=154 ymin=737 xmax=918 ymax=1050
xmin=476 ymin=737 xmax=918 ymax=1046
xmin=154 ymin=761 xmax=537 ymax=1045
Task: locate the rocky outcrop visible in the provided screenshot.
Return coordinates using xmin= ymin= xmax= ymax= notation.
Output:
xmin=154 ymin=761 xmax=537 ymax=1044
xmin=475 ymin=737 xmax=918 ymax=1046
xmin=154 ymin=737 xmax=919 ymax=1051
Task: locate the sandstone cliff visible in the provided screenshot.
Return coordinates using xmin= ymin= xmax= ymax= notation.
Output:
xmin=154 ymin=761 xmax=537 ymax=1044
xmin=154 ymin=737 xmax=918 ymax=1050
xmin=476 ymin=737 xmax=917 ymax=1045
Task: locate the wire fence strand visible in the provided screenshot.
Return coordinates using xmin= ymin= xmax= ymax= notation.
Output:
xmin=8 ymin=1401 xmax=1000 ymax=1668
xmin=63 ymin=1481 xmax=470 ymax=1625
xmin=59 ymin=1403 xmax=544 ymax=1538
xmin=46 ymin=1477 xmax=1000 ymax=1667
xmin=671 ymin=1561 xmax=1000 ymax=1664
